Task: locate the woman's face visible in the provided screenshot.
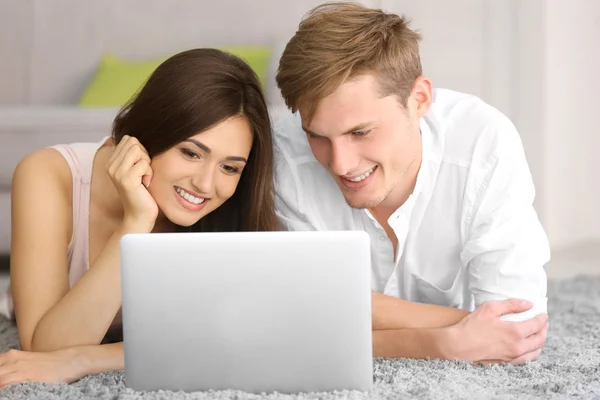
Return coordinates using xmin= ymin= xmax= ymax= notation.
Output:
xmin=147 ymin=116 xmax=253 ymax=227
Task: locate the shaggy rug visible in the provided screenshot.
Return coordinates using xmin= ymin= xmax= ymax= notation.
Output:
xmin=0 ymin=276 xmax=598 ymax=399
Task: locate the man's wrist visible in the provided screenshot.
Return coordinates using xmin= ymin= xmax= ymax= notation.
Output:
xmin=433 ymin=325 xmax=462 ymax=360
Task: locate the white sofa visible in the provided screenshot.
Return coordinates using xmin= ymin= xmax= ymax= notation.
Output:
xmin=0 ymin=108 xmax=119 ymax=253
xmin=0 ymin=0 xmax=329 ymax=254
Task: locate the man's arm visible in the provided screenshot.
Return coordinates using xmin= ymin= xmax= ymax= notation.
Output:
xmin=373 ymin=328 xmax=450 ymax=359
xmin=461 ymin=115 xmax=549 ymax=320
xmin=372 ymin=292 xmax=468 ymax=330
xmin=373 ymin=299 xmax=548 ymax=363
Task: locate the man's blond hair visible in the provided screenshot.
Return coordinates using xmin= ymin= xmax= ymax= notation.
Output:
xmin=276 ymin=2 xmax=422 ymax=119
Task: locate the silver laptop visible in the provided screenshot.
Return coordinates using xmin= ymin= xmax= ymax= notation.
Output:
xmin=120 ymin=230 xmax=373 ymax=394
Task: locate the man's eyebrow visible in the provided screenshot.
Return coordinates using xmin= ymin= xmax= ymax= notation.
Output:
xmin=342 ymin=122 xmax=374 ymax=134
xmin=183 ymin=139 xmax=247 ymax=163
xmin=301 ymin=126 xmax=323 ymax=137
xmin=301 ymin=122 xmax=375 ymax=137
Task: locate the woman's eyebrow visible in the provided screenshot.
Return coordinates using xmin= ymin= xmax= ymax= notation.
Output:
xmin=183 ymin=139 xmax=247 ymax=162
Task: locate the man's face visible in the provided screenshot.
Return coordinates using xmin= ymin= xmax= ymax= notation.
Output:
xmin=298 ymin=74 xmax=431 ymax=211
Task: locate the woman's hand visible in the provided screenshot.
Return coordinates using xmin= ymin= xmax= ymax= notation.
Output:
xmin=0 ymin=348 xmax=87 ymax=389
xmin=108 ymin=135 xmax=158 ymax=232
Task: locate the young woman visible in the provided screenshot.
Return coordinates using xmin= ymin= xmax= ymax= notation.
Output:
xmin=0 ymin=48 xmax=279 ymax=387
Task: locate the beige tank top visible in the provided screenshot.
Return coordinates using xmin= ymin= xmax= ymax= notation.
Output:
xmin=54 ymin=139 xmax=104 ymax=287
xmin=0 ymin=137 xmax=121 ymax=341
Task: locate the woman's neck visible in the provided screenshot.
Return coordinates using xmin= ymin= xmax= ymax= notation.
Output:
xmin=152 ymin=212 xmax=181 ymax=233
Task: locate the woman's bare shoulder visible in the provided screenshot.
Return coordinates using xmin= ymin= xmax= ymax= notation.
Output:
xmin=12 ymin=147 xmax=73 ymax=195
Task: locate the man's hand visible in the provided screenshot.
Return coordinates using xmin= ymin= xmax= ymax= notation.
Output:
xmin=446 ymin=299 xmax=549 ymax=364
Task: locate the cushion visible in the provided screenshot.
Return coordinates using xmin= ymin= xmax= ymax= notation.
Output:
xmin=78 ymin=46 xmax=272 ymax=107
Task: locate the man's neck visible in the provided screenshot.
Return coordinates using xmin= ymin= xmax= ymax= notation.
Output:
xmin=370 ymin=164 xmax=421 ymax=227
xmin=368 ymin=187 xmax=412 ymax=261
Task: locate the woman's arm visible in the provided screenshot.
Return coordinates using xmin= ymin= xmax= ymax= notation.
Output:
xmin=29 ymin=223 xmax=143 ymax=351
xmin=11 ymin=149 xmax=134 ymax=352
xmin=13 ymin=137 xmax=156 ymax=352
xmin=10 ymin=148 xmax=80 ymax=351
xmin=75 ymin=342 xmax=124 ymax=377
xmin=0 ymin=342 xmax=123 ymax=389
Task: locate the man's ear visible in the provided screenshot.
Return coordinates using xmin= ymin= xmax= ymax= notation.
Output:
xmin=409 ymin=76 xmax=433 ymax=118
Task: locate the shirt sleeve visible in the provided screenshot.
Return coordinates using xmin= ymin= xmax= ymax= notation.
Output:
xmin=273 ymin=140 xmax=319 ymax=232
xmin=461 ymin=115 xmax=550 ymax=319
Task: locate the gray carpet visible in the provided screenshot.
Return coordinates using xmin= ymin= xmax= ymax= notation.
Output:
xmin=1 ymin=276 xmax=599 ymax=400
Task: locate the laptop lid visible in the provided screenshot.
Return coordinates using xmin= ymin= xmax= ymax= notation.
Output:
xmin=120 ymin=230 xmax=373 ymax=394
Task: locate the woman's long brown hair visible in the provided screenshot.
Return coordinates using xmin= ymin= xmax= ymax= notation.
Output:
xmin=112 ymin=48 xmax=279 ymax=232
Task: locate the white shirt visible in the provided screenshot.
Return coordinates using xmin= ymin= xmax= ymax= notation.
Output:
xmin=273 ymin=88 xmax=549 ymax=315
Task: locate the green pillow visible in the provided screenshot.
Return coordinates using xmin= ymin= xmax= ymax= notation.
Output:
xmin=78 ymin=46 xmax=272 ymax=107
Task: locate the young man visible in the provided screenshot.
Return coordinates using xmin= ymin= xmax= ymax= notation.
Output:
xmin=273 ymin=2 xmax=550 ymax=364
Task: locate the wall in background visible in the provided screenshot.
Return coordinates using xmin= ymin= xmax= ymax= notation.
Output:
xmin=0 ymin=0 xmax=597 ymax=250
xmin=541 ymin=1 xmax=600 ymax=249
